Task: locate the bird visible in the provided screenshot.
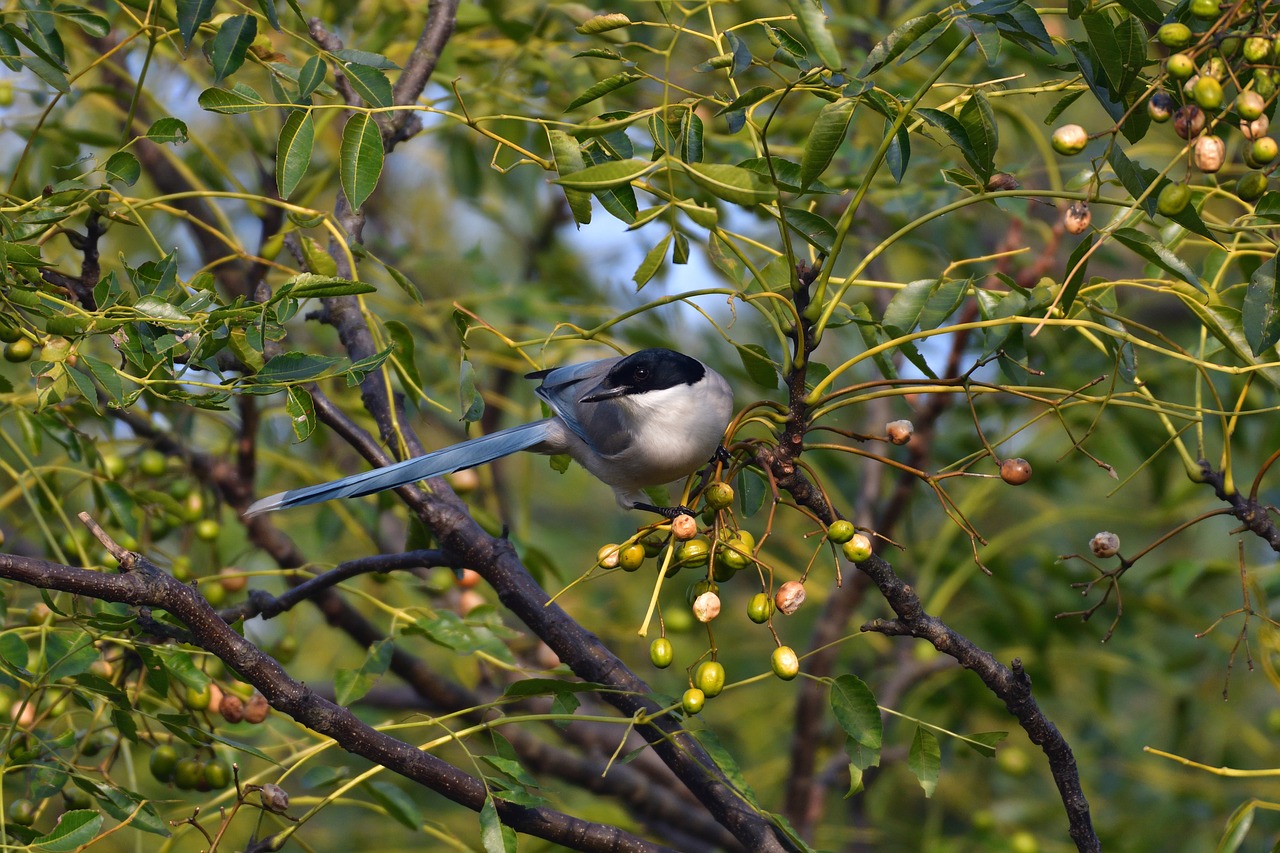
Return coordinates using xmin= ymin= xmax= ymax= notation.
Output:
xmin=244 ymin=348 xmax=734 ymax=518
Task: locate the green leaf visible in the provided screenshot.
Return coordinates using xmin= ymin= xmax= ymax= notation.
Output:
xmin=800 ymin=98 xmax=854 ymax=191
xmin=831 ymin=674 xmax=882 ymax=752
xmin=255 ymin=352 xmax=347 ymax=383
xmin=714 ymin=85 xmax=774 ymax=116
xmin=684 ymin=161 xmax=778 ymax=205
xmin=908 ymin=727 xmax=941 ymax=798
xmin=917 ymin=107 xmax=981 ymax=176
xmin=198 ymin=84 xmax=268 ymax=114
xmin=18 ymin=51 xmax=68 ymax=93
xmin=343 ymin=62 xmax=391 ymax=108
xmin=285 ymin=386 xmax=315 ymax=441
xmin=957 ymin=91 xmax=996 ymax=181
xmin=208 ymin=14 xmax=256 ymax=83
xmin=297 ymin=54 xmax=325 ymax=98
xmin=886 ymin=118 xmax=910 ymax=183
xmin=459 ymin=356 xmax=484 ymax=423
xmin=576 ymin=12 xmax=631 ymax=34
xmin=634 ymin=233 xmax=671 ymax=290
xmin=548 ymin=129 xmax=592 ymax=225
xmin=334 ymin=638 xmax=393 ymax=705
xmin=553 ymin=158 xmax=654 ymax=191
xmin=502 ymin=679 xmax=611 ymax=698
xmin=33 ymin=809 xmax=103 ymax=851
xmin=1059 ymin=233 xmax=1092 ymax=317
xmin=340 ymin=112 xmax=384 ymax=210
xmin=1110 ymin=228 xmax=1202 ymax=290
xmin=882 ymin=278 xmax=934 ymax=332
xmin=859 ymin=13 xmax=943 ymax=78
xmin=276 ymin=109 xmax=314 ymax=199
xmin=1243 ymin=252 xmax=1280 ymax=356
xmin=1217 ymin=800 xmax=1256 ymax=853
xmin=565 ymin=72 xmax=643 ymax=113
xmin=736 ymin=342 xmax=779 ymax=388
xmin=332 ymin=49 xmax=399 ymax=70
xmin=144 ymin=117 xmax=189 ymax=144
xmin=283 ymin=273 xmax=375 ymax=299
xmin=366 ymin=780 xmax=422 ymax=831
xmin=480 ymin=795 xmax=517 ymax=853
xmin=786 ymin=0 xmax=842 ymax=69
xmin=103 ymin=151 xmax=140 ymax=186
xmin=56 ymin=6 xmax=110 ymax=38
xmin=133 ymin=295 xmax=190 ymax=324
xmin=177 ymin=0 xmax=215 ymax=47
xmin=781 ymin=206 xmax=835 ymax=253
xmin=961 ymin=730 xmax=1008 ymax=757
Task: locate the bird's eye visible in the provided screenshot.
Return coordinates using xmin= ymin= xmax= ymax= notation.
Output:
xmin=633 ymin=367 xmax=650 ymax=381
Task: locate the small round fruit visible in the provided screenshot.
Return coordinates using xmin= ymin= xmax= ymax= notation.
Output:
xmin=1202 ymin=56 xmax=1228 ymax=81
xmin=775 ymin=580 xmax=807 ymax=615
xmin=1237 ymin=170 xmax=1270 ymax=201
xmin=194 ymin=519 xmax=221 ymax=541
xmin=219 ymin=566 xmax=247 ymax=593
xmin=1157 ymin=22 xmax=1192 ymax=48
xmin=692 ymin=591 xmax=721 ymax=623
xmin=1010 ymin=831 xmax=1040 ymax=853
xmin=1090 ymin=531 xmax=1120 ymax=558
xmin=137 ymin=449 xmax=167 ymax=477
xmin=714 ymin=545 xmax=749 ymax=579
xmin=184 ymin=683 xmax=213 ymax=711
xmin=886 ymin=419 xmax=914 ymax=445
xmin=827 ymin=519 xmax=856 ymax=544
xmin=1192 ymin=76 xmax=1223 ymax=110
xmin=1173 ymin=104 xmax=1205 ymax=139
xmin=99 ymin=452 xmax=127 ymax=478
xmin=4 ymin=339 xmax=34 ymax=362
xmin=1237 ymin=90 xmax=1266 ymax=121
xmin=703 ymin=482 xmax=734 ymax=511
xmin=0 ymin=323 xmax=19 ymax=343
xmin=1157 ymin=182 xmax=1192 ymax=216
xmin=1194 ymin=134 xmax=1226 ymax=172
xmin=243 ymin=692 xmax=270 ymax=724
xmin=8 ymin=798 xmax=36 ymax=826
xmin=650 ymin=637 xmax=674 ymax=668
xmin=694 ymin=660 xmax=726 ymax=697
xmin=999 ymin=457 xmax=1033 ymax=485
xmin=681 ymin=687 xmax=705 ymax=715
xmin=149 ymin=744 xmax=179 ymax=782
xmin=1242 ymin=114 xmax=1270 ymax=140
xmin=619 ymin=544 xmax=646 ymax=571
xmin=62 ymin=784 xmax=92 ymax=810
xmin=202 ymin=759 xmax=231 ymax=789
xmin=771 ymin=645 xmax=800 ymax=680
xmin=747 ymin=592 xmax=774 ymax=624
xmin=677 ymin=537 xmax=711 ymax=567
xmin=1245 ymin=36 xmax=1272 ymax=64
xmin=0 ymin=80 xmax=13 ymax=108
xmin=1252 ymin=136 xmax=1279 ymax=164
xmin=173 ymin=757 xmax=203 ymax=790
xmin=1256 ymin=70 xmax=1278 ymax=99
xmin=274 ymin=635 xmax=299 ymax=663
xmin=259 ymin=782 xmax=290 ymax=814
xmin=1050 ymin=124 xmax=1088 ymax=155
xmin=671 ymin=514 xmax=698 ymax=540
xmin=1190 ymin=0 xmax=1219 ymax=18
xmin=1166 ymin=53 xmax=1195 ymax=80
xmin=641 ymin=534 xmax=665 ymax=558
xmin=596 ymin=544 xmax=621 ymax=569
xmin=220 ymin=693 xmax=245 ymax=723
xmin=841 ymin=533 xmax=873 ymax=562
xmin=1147 ymin=92 xmax=1175 ymax=123
xmin=1064 ymin=201 xmax=1091 ymax=235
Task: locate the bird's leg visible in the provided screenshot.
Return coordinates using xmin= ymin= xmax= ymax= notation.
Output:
xmin=634 ymin=502 xmax=697 ymax=519
xmin=712 ymin=444 xmax=731 ymax=465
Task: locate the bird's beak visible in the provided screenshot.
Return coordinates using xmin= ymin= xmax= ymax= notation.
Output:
xmin=580 ymin=382 xmax=627 ymax=403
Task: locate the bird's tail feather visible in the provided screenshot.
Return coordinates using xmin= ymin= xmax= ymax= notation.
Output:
xmin=244 ymin=420 xmax=556 ymax=516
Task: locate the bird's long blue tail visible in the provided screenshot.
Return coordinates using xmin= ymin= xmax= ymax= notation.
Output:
xmin=244 ymin=419 xmax=556 ymax=516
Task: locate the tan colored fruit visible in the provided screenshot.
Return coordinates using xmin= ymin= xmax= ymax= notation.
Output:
xmin=775 ymin=580 xmax=806 ymax=615
xmin=1193 ymin=135 xmax=1226 ymax=173
xmin=999 ymin=458 xmax=1033 ymax=485
xmin=1064 ymin=201 xmax=1091 ymax=235
xmin=672 ymin=514 xmax=698 ymax=540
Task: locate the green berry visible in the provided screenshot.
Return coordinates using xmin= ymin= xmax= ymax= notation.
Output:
xmin=8 ymin=798 xmax=36 ymax=826
xmin=827 ymin=519 xmax=856 ymax=544
xmin=694 ymin=660 xmax=725 ymax=697
xmin=194 ymin=518 xmax=221 ymax=541
xmin=1244 ymin=36 xmax=1272 ymax=64
xmin=747 ymin=592 xmax=774 ymax=624
xmin=1193 ymin=75 xmax=1223 ymax=110
xmin=1157 ymin=23 xmax=1192 ymax=49
xmin=3 ymin=339 xmax=33 ymax=362
xmin=1166 ymin=53 xmax=1196 ymax=80
xmin=619 ymin=544 xmax=646 ymax=571
xmin=703 ymin=482 xmax=734 ymax=511
xmin=771 ymin=645 xmax=800 ymax=680
xmin=676 ymin=537 xmax=710 ymax=567
xmin=681 ymin=687 xmax=705 ymax=715
xmin=1237 ymin=90 xmax=1266 ymax=120
xmin=137 ymin=449 xmax=167 ymax=477
xmin=149 ymin=744 xmax=179 ymax=782
xmin=1252 ymin=136 xmax=1279 ymax=164
xmin=1050 ymin=124 xmax=1088 ymax=155
xmin=650 ymin=637 xmax=674 ymax=668
xmin=1190 ymin=0 xmax=1219 ymax=18
xmin=1157 ymin=182 xmax=1192 ymax=216
xmin=841 ymin=533 xmax=873 ymax=562
xmin=1237 ymin=170 xmax=1270 ymax=201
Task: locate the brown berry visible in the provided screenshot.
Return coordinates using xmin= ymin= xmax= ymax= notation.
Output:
xmin=244 ymin=692 xmax=270 ymax=724
xmin=886 ymin=419 xmax=914 ymax=445
xmin=1174 ymin=105 xmax=1205 ymax=139
xmin=775 ymin=580 xmax=806 ymax=615
xmin=1000 ymin=458 xmax=1033 ymax=485
xmin=259 ymin=782 xmax=290 ymax=813
xmin=219 ymin=693 xmax=245 ymax=724
xmin=1064 ymin=201 xmax=1091 ymax=235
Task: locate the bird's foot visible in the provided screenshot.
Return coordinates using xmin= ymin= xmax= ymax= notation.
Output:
xmin=634 ymin=502 xmax=697 ymax=519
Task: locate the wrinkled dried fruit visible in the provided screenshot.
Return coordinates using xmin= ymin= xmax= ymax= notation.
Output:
xmin=671 ymin=514 xmax=698 ymax=540
xmin=1064 ymin=201 xmax=1092 ymax=235
xmin=692 ymin=591 xmax=721 ymax=623
xmin=260 ymin=782 xmax=290 ymax=813
xmin=1148 ymin=92 xmax=1175 ymax=122
xmin=1174 ymin=105 xmax=1205 ymax=139
xmin=886 ymin=419 xmax=914 ymax=445
xmin=244 ymin=692 xmax=270 ymax=724
xmin=775 ymin=580 xmax=806 ymax=615
xmin=1090 ymin=531 xmax=1120 ymax=558
xmin=1242 ymin=114 xmax=1270 ymax=140
xmin=220 ymin=693 xmax=245 ymax=724
xmin=1194 ymin=134 xmax=1226 ymax=173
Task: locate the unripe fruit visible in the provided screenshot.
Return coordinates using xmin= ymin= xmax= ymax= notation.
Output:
xmin=775 ymin=580 xmax=806 ymax=615
xmin=1192 ymin=76 xmax=1223 ymax=110
xmin=1148 ymin=92 xmax=1175 ymax=123
xmin=694 ymin=660 xmax=726 ymax=697
xmin=149 ymin=744 xmax=179 ymax=782
xmin=259 ymin=782 xmax=290 ymax=813
xmin=1064 ymin=201 xmax=1091 ymax=235
xmin=650 ymin=637 xmax=674 ymax=668
xmin=771 ymin=645 xmax=800 ymax=680
xmin=1194 ymin=134 xmax=1226 ymax=172
xmin=619 ymin=543 xmax=645 ymax=571
xmin=137 ymin=449 xmax=167 ymax=477
xmin=597 ymin=544 xmax=621 ymax=569
xmin=1237 ymin=170 xmax=1269 ymax=201
xmin=1174 ymin=105 xmax=1206 ymax=139
xmin=194 ymin=518 xmax=221 ymax=541
xmin=1166 ymin=53 xmax=1195 ymax=80
xmin=1090 ymin=531 xmax=1120 ymax=558
xmin=1252 ymin=136 xmax=1279 ymax=164
xmin=4 ymin=339 xmax=34 ymax=362
xmin=692 ymin=591 xmax=721 ymax=622
xmin=8 ymin=798 xmax=36 ymax=826
xmin=1242 ymin=114 xmax=1270 ymax=140
xmin=827 ymin=519 xmax=856 ymax=544
xmin=841 ymin=533 xmax=873 ymax=562
xmin=1237 ymin=90 xmax=1266 ymax=121
xmin=1256 ymin=70 xmax=1277 ymax=99
xmin=681 ymin=687 xmax=705 ymax=714
xmin=671 ymin=514 xmax=698 ymax=540
xmin=715 ymin=542 xmax=749 ymax=575
xmin=202 ymin=759 xmax=231 ymax=789
xmin=703 ymin=482 xmax=734 ymax=510
xmin=1050 ymin=124 xmax=1088 ymax=155
xmin=173 ymin=757 xmax=203 ymax=789
xmin=1201 ymin=57 xmax=1228 ymax=82
xmin=184 ymin=683 xmax=213 ymax=711
xmin=1157 ymin=23 xmax=1192 ymax=49
xmin=677 ymin=537 xmax=711 ymax=567
xmin=219 ymin=566 xmax=247 ymax=593
xmin=747 ymin=592 xmax=774 ymax=623
xmin=0 ymin=80 xmax=13 ymax=108
xmin=1190 ymin=0 xmax=1219 ymax=18
xmin=999 ymin=457 xmax=1033 ymax=485
xmin=886 ymin=419 xmax=914 ymax=445
xmin=0 ymin=323 xmax=20 ymax=342
xmin=1158 ymin=182 xmax=1192 ymax=215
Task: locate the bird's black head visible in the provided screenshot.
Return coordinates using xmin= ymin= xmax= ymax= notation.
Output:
xmin=580 ymin=348 xmax=707 ymax=402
